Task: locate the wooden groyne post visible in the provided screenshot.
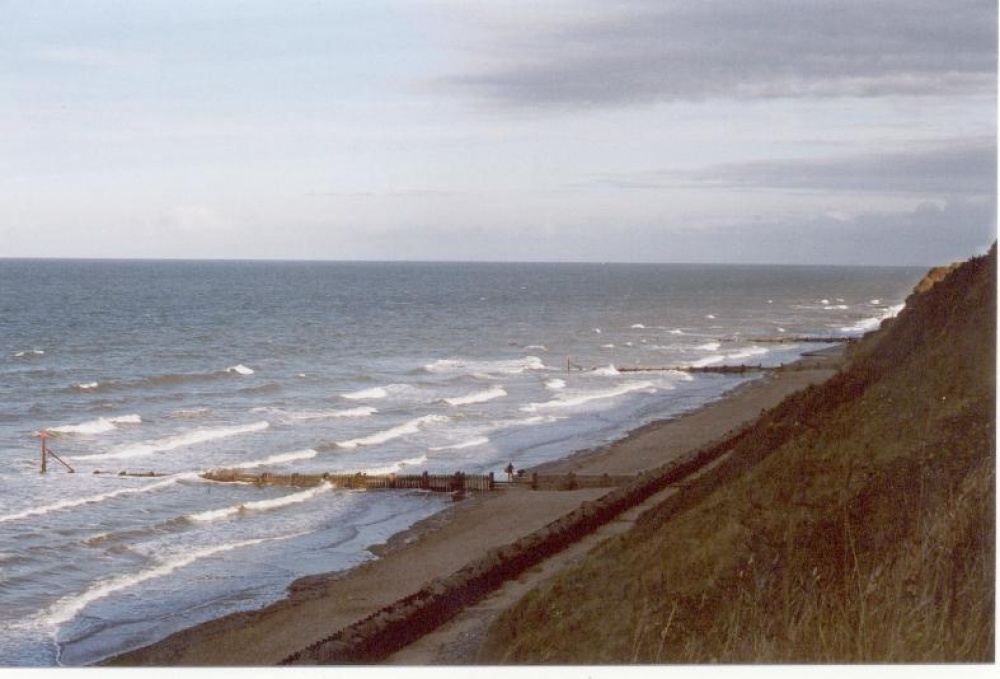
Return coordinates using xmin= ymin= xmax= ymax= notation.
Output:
xmin=37 ymin=431 xmax=74 ymax=474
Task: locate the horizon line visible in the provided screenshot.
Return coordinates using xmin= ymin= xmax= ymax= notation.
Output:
xmin=0 ymin=255 xmax=948 ymax=269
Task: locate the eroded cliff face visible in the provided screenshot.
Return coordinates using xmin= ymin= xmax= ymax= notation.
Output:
xmin=913 ymin=262 xmax=963 ymax=294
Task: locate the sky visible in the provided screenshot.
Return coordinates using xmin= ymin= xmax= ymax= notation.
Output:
xmin=0 ymin=0 xmax=996 ymax=265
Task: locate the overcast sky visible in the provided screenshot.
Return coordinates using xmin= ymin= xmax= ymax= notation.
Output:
xmin=1 ymin=0 xmax=995 ymax=265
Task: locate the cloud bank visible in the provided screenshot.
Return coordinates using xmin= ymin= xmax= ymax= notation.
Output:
xmin=443 ymin=0 xmax=997 ymax=109
xmin=598 ymin=137 xmax=997 ymax=196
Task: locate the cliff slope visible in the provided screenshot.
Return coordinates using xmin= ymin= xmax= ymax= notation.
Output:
xmin=479 ymin=246 xmax=996 ymax=663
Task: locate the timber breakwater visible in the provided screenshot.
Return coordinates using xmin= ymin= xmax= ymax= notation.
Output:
xmin=276 ymin=428 xmax=746 ymax=665
xmin=200 ymin=469 xmax=637 ymax=493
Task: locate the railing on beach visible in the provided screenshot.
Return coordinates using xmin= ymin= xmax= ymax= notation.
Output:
xmin=618 ymin=364 xmax=777 ymax=374
xmin=199 ymin=469 xmax=633 ymax=493
xmin=738 ymin=335 xmax=855 ymax=344
xmin=201 ymin=469 xmax=496 ymax=492
xmin=569 ymin=337 xmax=852 ymax=376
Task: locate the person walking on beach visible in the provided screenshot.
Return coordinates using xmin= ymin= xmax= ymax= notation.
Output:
xmin=504 ymin=462 xmax=515 ymax=481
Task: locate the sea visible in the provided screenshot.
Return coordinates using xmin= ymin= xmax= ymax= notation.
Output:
xmin=0 ymin=259 xmax=923 ymax=666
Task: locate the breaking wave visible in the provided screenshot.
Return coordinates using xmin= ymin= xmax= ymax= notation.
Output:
xmin=232 ymin=449 xmax=318 ymax=468
xmin=48 ymin=414 xmax=141 ymax=436
xmin=337 ymin=415 xmax=450 ymax=450
xmin=441 ymin=386 xmax=507 ymax=407
xmin=42 ymin=535 xmax=282 ymax=627
xmin=521 ymin=381 xmax=656 ymax=413
xmin=68 ymin=421 xmax=270 ymax=461
xmin=226 ymin=364 xmax=255 ymax=376
xmin=0 ymin=475 xmax=190 ymax=525
xmin=429 ymin=437 xmax=490 ymax=452
xmin=841 ymin=303 xmax=905 ymax=334
xmin=357 ymin=454 xmax=429 ymax=475
xmin=423 ymin=356 xmax=548 ymax=376
xmin=188 ymin=483 xmax=331 ymax=523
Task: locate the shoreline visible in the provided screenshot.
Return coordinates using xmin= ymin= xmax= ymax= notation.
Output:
xmin=102 ymin=345 xmax=846 ymax=666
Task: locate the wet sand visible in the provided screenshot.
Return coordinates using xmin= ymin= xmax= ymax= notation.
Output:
xmin=105 ymin=347 xmax=844 ymax=666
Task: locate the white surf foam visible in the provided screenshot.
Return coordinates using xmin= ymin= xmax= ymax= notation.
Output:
xmin=75 ymin=382 xmax=100 ymax=390
xmin=631 ymin=324 xmax=646 ymax=329
xmin=282 ymin=406 xmax=377 ymax=421
xmin=591 ymin=365 xmax=620 ymax=377
xmin=48 ymin=414 xmax=142 ymax=436
xmin=441 ymin=386 xmax=507 ymax=407
xmin=342 ymin=386 xmax=389 ymax=400
xmin=841 ymin=302 xmax=905 ymax=334
xmin=423 ymin=356 xmax=547 ymax=376
xmin=70 ymin=421 xmax=270 ymax=461
xmin=727 ymin=346 xmax=769 ymax=361
xmin=14 ymin=349 xmax=45 ymax=358
xmin=544 ymin=378 xmax=566 ymax=390
xmin=690 ymin=355 xmax=724 ymax=368
xmin=233 ymin=449 xmax=318 ymax=469
xmin=226 ymin=364 xmax=255 ymax=376
xmin=521 ymin=381 xmax=656 ymax=413
xmin=337 ymin=415 xmax=450 ymax=450
xmin=696 ymin=341 xmax=721 ymax=351
xmin=42 ymin=536 xmax=275 ymax=628
xmin=358 ymin=454 xmax=429 ymax=475
xmin=0 ymin=475 xmax=189 ymax=525
xmin=429 ymin=437 xmax=490 ymax=452
xmin=188 ymin=482 xmax=331 ymax=523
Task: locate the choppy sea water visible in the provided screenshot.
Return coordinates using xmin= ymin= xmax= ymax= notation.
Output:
xmin=0 ymin=259 xmax=923 ymax=666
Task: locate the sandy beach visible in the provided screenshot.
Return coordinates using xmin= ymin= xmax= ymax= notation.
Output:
xmin=105 ymin=347 xmax=844 ymax=666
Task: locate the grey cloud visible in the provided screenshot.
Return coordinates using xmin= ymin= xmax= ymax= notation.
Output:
xmin=617 ymin=198 xmax=996 ymax=266
xmin=444 ymin=0 xmax=996 ymax=108
xmin=597 ymin=138 xmax=997 ymax=197
xmin=716 ymin=198 xmax=998 ymax=266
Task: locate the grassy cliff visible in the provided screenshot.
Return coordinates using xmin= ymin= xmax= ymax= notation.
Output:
xmin=479 ymin=247 xmax=996 ymax=663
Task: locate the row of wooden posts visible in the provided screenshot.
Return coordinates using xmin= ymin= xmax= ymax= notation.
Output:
xmin=202 ymin=469 xmax=502 ymax=493
xmin=566 ymin=336 xmax=852 ymax=373
xmin=199 ymin=469 xmax=635 ymax=493
xmin=32 ymin=430 xmax=631 ymax=492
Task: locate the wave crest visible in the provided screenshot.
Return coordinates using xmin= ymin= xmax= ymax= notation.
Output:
xmin=48 ymin=414 xmax=141 ymax=436
xmin=337 ymin=415 xmax=449 ymax=450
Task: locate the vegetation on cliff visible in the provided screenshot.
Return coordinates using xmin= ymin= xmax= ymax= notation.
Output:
xmin=479 ymin=246 xmax=996 ymax=663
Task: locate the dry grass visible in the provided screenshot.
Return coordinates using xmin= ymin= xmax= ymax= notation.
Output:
xmin=478 ymin=247 xmax=996 ymax=664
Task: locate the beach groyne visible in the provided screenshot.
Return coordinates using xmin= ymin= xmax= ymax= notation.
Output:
xmin=279 ymin=425 xmax=749 ymax=665
xmin=201 ymin=469 xmax=496 ymax=493
xmin=200 ymin=469 xmax=635 ymax=492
